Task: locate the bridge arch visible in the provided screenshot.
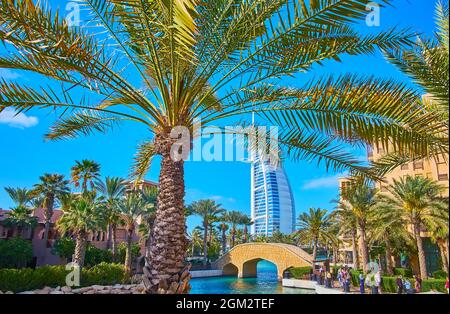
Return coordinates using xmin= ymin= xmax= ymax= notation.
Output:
xmin=213 ymin=243 xmax=313 ymax=280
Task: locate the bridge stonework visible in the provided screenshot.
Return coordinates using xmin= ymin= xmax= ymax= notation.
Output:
xmin=212 ymin=243 xmax=313 ymax=280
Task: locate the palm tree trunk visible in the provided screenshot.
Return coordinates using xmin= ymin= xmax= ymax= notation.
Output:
xmin=413 ymin=222 xmax=428 ymax=279
xmin=438 ymin=242 xmax=449 ymax=274
xmin=73 ymin=231 xmax=87 ymax=268
xmin=221 ymin=229 xmax=227 ymax=255
xmin=312 ymin=238 xmax=318 ymax=266
xmin=358 ymin=223 xmax=369 ymax=273
xmin=351 ymin=229 xmax=360 ymax=270
xmin=143 ymin=141 xmax=189 ymax=294
xmin=107 ymin=223 xmax=113 ymax=250
xmin=385 ymin=237 xmax=394 ymax=275
xmin=42 ymin=194 xmax=55 ymax=251
xmin=243 ymin=226 xmax=248 ymax=243
xmin=125 ymin=229 xmax=133 ymax=274
xmin=231 ymin=227 xmax=236 ymax=247
xmin=111 ymin=223 xmax=117 ymax=261
xmin=202 ymin=224 xmax=208 ymax=266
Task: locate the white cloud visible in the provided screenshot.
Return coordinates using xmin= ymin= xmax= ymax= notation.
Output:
xmin=0 ymin=69 xmax=21 ymax=79
xmin=301 ymin=174 xmax=345 ymax=190
xmin=210 ymin=195 xmax=237 ymax=203
xmin=0 ymin=108 xmax=39 ymax=129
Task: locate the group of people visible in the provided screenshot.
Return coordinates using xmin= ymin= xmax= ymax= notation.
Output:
xmin=359 ymin=271 xmax=382 ymax=294
xmin=395 ymin=275 xmax=422 ymax=294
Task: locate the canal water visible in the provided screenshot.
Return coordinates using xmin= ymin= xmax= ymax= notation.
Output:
xmin=190 ymin=260 xmax=314 ymax=294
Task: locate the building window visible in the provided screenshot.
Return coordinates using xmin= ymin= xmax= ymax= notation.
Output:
xmin=401 ymin=164 xmax=409 ymax=170
xmin=413 ymin=160 xmax=424 ymax=170
xmin=438 ymin=173 xmax=448 ymax=181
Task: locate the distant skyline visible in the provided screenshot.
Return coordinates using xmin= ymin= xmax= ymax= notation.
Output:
xmin=0 ymin=0 xmax=437 ymax=232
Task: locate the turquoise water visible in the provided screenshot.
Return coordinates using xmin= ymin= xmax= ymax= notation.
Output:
xmin=190 ymin=261 xmax=314 ymax=294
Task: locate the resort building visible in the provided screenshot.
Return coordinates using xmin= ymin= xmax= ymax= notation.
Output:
xmin=250 ymin=155 xmax=296 ymax=236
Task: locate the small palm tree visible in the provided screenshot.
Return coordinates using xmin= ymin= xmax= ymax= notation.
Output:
xmin=71 ymin=160 xmax=101 ymax=193
xmin=378 ymin=176 xmax=448 ymax=279
xmin=294 ymin=208 xmax=333 ymax=265
xmin=240 ymin=214 xmax=253 ymax=243
xmin=189 ymin=227 xmax=203 ymax=257
xmin=33 ymin=174 xmax=70 ymax=247
xmin=369 ymin=204 xmax=414 ymax=275
xmin=57 ymin=193 xmax=106 ymax=269
xmin=3 ymin=205 xmax=38 ymax=238
xmin=95 ymin=176 xmax=126 ymax=258
xmin=217 ymin=221 xmax=229 ymax=255
xmin=117 ymin=192 xmax=149 ymax=274
xmin=225 ymin=211 xmax=245 ymax=248
xmin=189 ymin=200 xmax=224 ymax=266
xmin=4 ymin=187 xmax=33 ymax=207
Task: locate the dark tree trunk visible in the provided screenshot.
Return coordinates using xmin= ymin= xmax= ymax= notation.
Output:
xmin=42 ymin=193 xmax=55 ymax=250
xmin=143 ymin=136 xmax=190 ymax=294
xmin=221 ymin=228 xmax=227 ymax=255
xmin=111 ymin=223 xmax=117 ymax=261
xmin=351 ymin=229 xmax=360 ymax=270
xmin=312 ymin=238 xmax=318 ymax=266
xmin=385 ymin=236 xmax=394 ymax=275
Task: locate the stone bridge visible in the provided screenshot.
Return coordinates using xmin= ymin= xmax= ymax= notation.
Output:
xmin=212 ymin=243 xmax=313 ymax=280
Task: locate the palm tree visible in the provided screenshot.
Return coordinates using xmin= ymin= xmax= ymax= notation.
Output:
xmin=33 ymin=174 xmax=70 ymax=248
xmin=1 ymin=0 xmax=441 ymax=293
xmin=189 ymin=227 xmax=203 ymax=257
xmin=139 ymin=185 xmax=158 ymax=259
xmin=57 ymin=193 xmax=106 ymax=269
xmin=240 ymin=214 xmax=253 ymax=243
xmin=427 ymin=205 xmax=449 ymax=273
xmin=71 ymin=160 xmax=101 ymax=193
xmin=338 ymin=182 xmax=377 ymax=273
xmin=3 ymin=205 xmax=38 ymax=238
xmin=4 ymin=187 xmax=33 ymax=207
xmin=189 ymin=200 xmax=224 ymax=266
xmin=294 ymin=208 xmax=333 ymax=265
xmin=217 ymin=221 xmax=229 ymax=255
xmin=372 ymin=1 xmax=449 ymax=174
xmin=369 ymin=204 xmax=413 ymax=275
xmin=226 ymin=211 xmax=245 ymax=248
xmin=95 ymin=176 xmax=126 ymax=258
xmin=117 ymin=192 xmax=149 ymax=274
xmin=332 ymin=206 xmax=360 ymax=269
xmin=378 ymin=176 xmax=448 ymax=279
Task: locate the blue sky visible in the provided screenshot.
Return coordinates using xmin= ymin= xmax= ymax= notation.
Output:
xmin=0 ymin=0 xmax=438 ymax=231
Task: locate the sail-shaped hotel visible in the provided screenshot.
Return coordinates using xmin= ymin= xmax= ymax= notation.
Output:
xmin=250 ymin=156 xmax=296 ymax=236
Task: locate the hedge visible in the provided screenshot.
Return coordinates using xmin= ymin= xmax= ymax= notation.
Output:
xmin=0 ymin=263 xmax=128 ymax=293
xmin=432 ymin=270 xmax=448 ymax=279
xmin=349 ymin=271 xmax=447 ymax=293
xmin=288 ymin=266 xmax=313 ymax=279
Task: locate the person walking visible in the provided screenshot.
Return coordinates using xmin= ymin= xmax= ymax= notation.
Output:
xmin=445 ymin=277 xmax=449 ymax=294
xmin=373 ymin=271 xmax=381 ymax=294
xmin=396 ymin=275 xmax=404 ymax=294
xmin=414 ymin=275 xmax=422 ymax=293
xmin=359 ymin=273 xmax=365 ymax=294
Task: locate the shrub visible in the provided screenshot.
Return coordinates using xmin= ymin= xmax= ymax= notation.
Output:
xmin=432 ymin=270 xmax=448 ymax=279
xmin=393 ymin=267 xmax=413 ymax=277
xmin=85 ymin=245 xmax=113 ymax=267
xmin=422 ymin=279 xmax=447 ymax=293
xmin=379 ymin=276 xmax=413 ymax=293
xmin=289 ymin=266 xmax=313 ymax=279
xmin=349 ymin=270 xmax=362 ymax=287
xmin=116 ymin=242 xmax=141 ymax=263
xmin=0 ymin=238 xmax=33 ymax=268
xmin=0 ymin=263 xmax=128 ymax=293
xmin=52 ymin=237 xmax=76 ymax=260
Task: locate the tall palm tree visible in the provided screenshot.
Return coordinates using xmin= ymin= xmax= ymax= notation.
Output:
xmin=95 ymin=176 xmax=126 ymax=258
xmin=189 ymin=200 xmax=224 ymax=266
xmin=71 ymin=160 xmax=101 ymax=193
xmin=117 ymin=192 xmax=150 ymax=274
xmin=378 ymin=176 xmax=448 ymax=279
xmin=33 ymin=174 xmax=70 ymax=248
xmin=1 ymin=0 xmax=442 ymax=293
xmin=294 ymin=208 xmax=333 ymax=265
xmin=226 ymin=210 xmax=245 ymax=248
xmin=338 ymin=182 xmax=377 ymax=273
xmin=56 ymin=193 xmax=106 ymax=269
xmin=4 ymin=187 xmax=34 ymax=238
xmin=332 ymin=206 xmax=360 ymax=269
xmin=240 ymin=214 xmax=253 ymax=243
xmin=3 ymin=205 xmax=38 ymax=238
